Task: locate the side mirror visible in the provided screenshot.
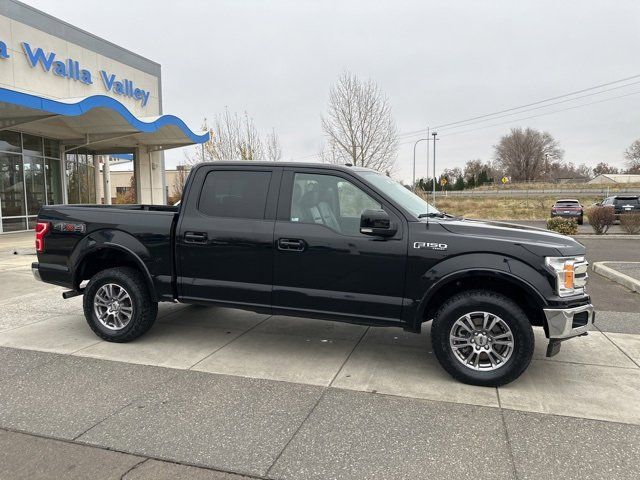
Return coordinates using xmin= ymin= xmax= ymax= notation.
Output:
xmin=360 ymin=209 xmax=397 ymax=237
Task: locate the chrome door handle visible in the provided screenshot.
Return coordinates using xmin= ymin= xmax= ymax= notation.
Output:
xmin=278 ymin=238 xmax=306 ymax=251
xmin=184 ymin=232 xmax=207 ymax=244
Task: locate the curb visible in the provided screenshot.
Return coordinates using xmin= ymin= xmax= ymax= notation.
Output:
xmin=592 ymin=262 xmax=640 ymax=294
xmin=573 ymin=235 xmax=640 ymax=239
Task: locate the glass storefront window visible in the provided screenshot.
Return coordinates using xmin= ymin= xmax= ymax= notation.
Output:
xmin=2 ymin=217 xmax=26 ymax=232
xmin=24 ymin=156 xmax=46 ymax=215
xmin=44 ymin=138 xmax=60 ymax=158
xmin=0 ymin=153 xmax=26 ymax=218
xmin=0 ymin=131 xmax=21 ymax=153
xmin=66 ymin=157 xmax=79 ymax=204
xmin=0 ymin=130 xmax=99 ymax=231
xmin=78 ymin=161 xmax=89 ymax=203
xmin=45 ymin=159 xmax=62 ymax=205
xmin=22 ymin=134 xmax=44 ymax=156
xmin=65 ymin=153 xmax=96 ymax=204
xmin=87 ymin=163 xmax=95 ymax=203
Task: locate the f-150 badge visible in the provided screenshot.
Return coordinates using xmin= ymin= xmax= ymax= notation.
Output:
xmin=414 ymin=241 xmax=448 ymax=251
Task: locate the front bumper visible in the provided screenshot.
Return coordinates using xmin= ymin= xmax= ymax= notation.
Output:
xmin=543 ymin=303 xmax=595 ymax=339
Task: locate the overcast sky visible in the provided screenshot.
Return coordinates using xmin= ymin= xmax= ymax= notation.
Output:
xmin=27 ymin=0 xmax=640 ymax=180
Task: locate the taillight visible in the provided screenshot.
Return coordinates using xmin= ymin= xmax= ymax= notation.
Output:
xmin=35 ymin=221 xmax=50 ymax=253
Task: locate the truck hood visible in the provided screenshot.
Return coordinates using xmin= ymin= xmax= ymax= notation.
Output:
xmin=437 ymin=218 xmax=585 ymax=257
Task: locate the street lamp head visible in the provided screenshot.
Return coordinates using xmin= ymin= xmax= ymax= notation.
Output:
xmin=432 ymin=131 xmax=438 ymax=137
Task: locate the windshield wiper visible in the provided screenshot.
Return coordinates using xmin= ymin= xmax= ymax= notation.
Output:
xmin=418 ymin=212 xmax=457 ymax=219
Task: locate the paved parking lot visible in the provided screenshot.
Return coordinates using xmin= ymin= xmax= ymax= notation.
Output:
xmin=0 ymin=231 xmax=639 ymax=479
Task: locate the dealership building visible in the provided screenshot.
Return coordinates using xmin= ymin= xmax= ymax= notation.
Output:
xmin=0 ymin=0 xmax=208 ymax=232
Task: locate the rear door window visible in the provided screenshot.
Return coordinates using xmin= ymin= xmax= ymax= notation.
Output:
xmin=198 ymin=170 xmax=272 ymax=219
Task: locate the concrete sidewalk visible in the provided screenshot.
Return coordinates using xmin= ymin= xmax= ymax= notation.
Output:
xmin=0 ymin=231 xmax=35 ymax=254
xmin=1 ymin=345 xmax=639 ymax=480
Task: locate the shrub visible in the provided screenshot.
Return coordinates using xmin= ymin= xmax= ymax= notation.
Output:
xmin=587 ymin=206 xmax=615 ymax=235
xmin=620 ymin=212 xmax=640 ymax=234
xmin=547 ymin=217 xmax=578 ymax=236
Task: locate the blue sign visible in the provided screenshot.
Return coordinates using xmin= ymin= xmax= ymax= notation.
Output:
xmin=0 ymin=40 xmax=9 ymax=59
xmin=0 ymin=40 xmax=151 ymax=107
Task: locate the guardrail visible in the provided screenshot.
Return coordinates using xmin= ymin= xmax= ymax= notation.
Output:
xmin=428 ymin=188 xmax=640 ymax=197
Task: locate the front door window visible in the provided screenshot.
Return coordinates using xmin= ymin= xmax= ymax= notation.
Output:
xmin=290 ymin=173 xmax=380 ymax=236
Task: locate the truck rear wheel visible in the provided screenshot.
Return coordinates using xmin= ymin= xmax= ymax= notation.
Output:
xmin=431 ymin=290 xmax=534 ymax=387
xmin=83 ymin=267 xmax=158 ymax=342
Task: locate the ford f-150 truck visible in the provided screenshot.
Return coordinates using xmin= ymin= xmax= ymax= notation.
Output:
xmin=32 ymin=162 xmax=595 ymax=386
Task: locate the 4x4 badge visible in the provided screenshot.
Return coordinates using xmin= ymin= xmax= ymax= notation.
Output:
xmin=414 ymin=241 xmax=447 ymax=251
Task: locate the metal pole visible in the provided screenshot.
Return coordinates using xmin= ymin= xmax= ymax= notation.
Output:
xmin=412 ymin=138 xmax=429 ymax=192
xmin=426 ymin=127 xmax=430 ymax=195
xmin=432 ymin=131 xmax=438 ymax=206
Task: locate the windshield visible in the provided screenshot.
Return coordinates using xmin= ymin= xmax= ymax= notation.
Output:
xmin=359 ymin=170 xmax=440 ymax=217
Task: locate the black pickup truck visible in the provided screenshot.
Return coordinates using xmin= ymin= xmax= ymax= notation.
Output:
xmin=33 ymin=162 xmax=594 ymax=386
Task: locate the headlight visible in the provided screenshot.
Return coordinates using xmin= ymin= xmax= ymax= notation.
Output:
xmin=545 ymin=256 xmax=588 ymax=297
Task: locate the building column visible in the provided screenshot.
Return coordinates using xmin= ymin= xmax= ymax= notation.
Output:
xmin=134 ymin=146 xmax=164 ymax=204
xmin=93 ymin=155 xmax=102 ymax=204
xmin=102 ymin=155 xmax=112 ymax=205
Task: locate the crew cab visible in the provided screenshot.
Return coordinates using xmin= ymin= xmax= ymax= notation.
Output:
xmin=32 ymin=162 xmax=595 ymax=386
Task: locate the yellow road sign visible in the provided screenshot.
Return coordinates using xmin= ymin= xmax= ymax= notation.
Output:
xmin=440 ymin=177 xmax=448 ymax=186
xmin=501 ymin=176 xmax=509 ymax=184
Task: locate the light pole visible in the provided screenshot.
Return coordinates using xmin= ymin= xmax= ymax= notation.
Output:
xmin=431 ymin=131 xmax=438 ymax=205
xmin=412 ymin=138 xmax=429 ymax=192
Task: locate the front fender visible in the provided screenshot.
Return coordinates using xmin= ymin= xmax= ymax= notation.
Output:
xmin=405 ymin=253 xmax=550 ymax=328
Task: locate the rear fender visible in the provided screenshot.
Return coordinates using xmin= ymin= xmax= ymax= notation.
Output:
xmin=70 ymin=229 xmax=156 ymax=301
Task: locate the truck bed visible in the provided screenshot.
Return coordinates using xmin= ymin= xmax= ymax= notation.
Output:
xmin=36 ymin=204 xmax=178 ymax=299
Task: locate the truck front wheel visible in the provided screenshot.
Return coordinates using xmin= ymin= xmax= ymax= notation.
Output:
xmin=431 ymin=290 xmax=534 ymax=387
xmin=83 ymin=267 xmax=158 ymax=342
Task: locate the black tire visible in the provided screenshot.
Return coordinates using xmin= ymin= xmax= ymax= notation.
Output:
xmin=83 ymin=267 xmax=158 ymax=342
xmin=578 ymin=216 xmax=584 ymax=225
xmin=431 ymin=290 xmax=534 ymax=387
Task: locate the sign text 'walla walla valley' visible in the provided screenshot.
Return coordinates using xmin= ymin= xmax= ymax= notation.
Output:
xmin=0 ymin=40 xmax=151 ymax=107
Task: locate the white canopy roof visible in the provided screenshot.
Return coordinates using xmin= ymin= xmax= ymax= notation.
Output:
xmin=0 ymin=87 xmax=209 ymax=154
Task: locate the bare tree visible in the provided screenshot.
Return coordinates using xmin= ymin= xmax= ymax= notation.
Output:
xmin=169 ymin=164 xmax=189 ymax=204
xmin=462 ymin=159 xmax=484 ymax=182
xmin=321 ymin=72 xmax=398 ymax=172
xmin=186 ymin=109 xmax=264 ymax=164
xmin=493 ymin=127 xmax=564 ymax=181
xmin=592 ymin=162 xmax=620 ymax=175
xmin=624 ymin=139 xmax=640 ymax=174
xmin=576 ymin=163 xmax=593 ymax=179
xmin=238 ymin=112 xmax=263 ymax=160
xmin=265 ymin=129 xmax=282 ymax=162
